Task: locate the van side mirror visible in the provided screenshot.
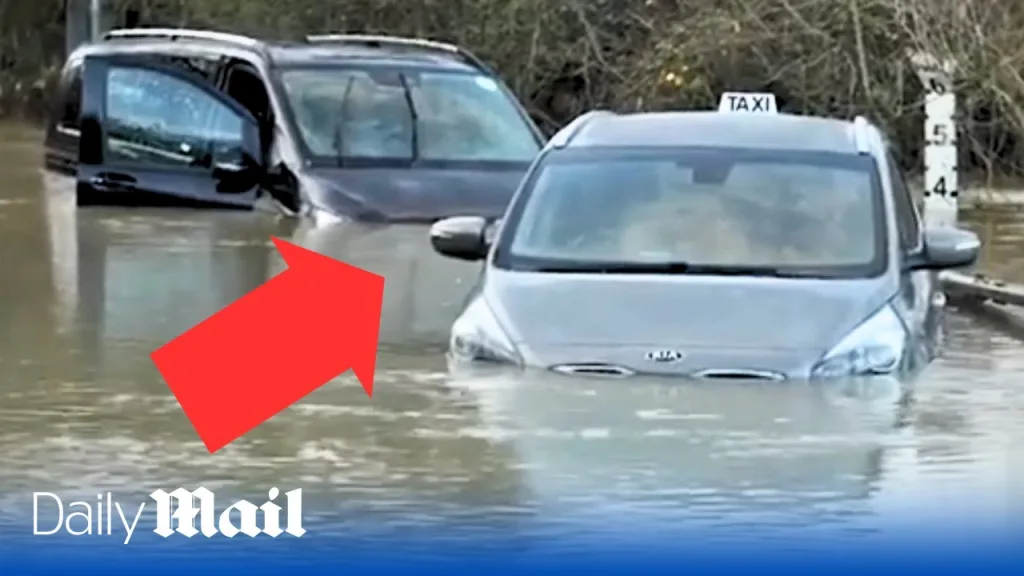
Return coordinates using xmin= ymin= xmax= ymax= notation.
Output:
xmin=213 ymin=152 xmax=262 ymax=193
xmin=905 ymin=227 xmax=980 ymax=271
xmin=214 ymin=114 xmax=265 ymax=194
xmin=430 ymin=216 xmax=490 ymax=261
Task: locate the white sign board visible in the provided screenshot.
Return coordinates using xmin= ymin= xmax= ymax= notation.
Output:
xmin=718 ymin=92 xmax=778 ymax=114
xmin=910 ymin=52 xmax=958 ymax=228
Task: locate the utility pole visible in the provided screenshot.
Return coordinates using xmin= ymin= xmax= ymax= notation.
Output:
xmin=65 ymin=0 xmax=108 ymax=56
xmin=90 ymin=0 xmax=102 ymax=41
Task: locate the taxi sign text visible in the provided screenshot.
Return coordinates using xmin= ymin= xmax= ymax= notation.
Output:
xmin=718 ymin=92 xmax=778 ymax=114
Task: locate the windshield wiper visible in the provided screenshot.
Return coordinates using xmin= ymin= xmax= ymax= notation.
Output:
xmin=533 ymin=262 xmax=693 ymax=274
xmin=398 ymin=74 xmax=419 ymax=162
xmin=681 ymin=264 xmax=824 ymax=278
xmin=333 ymin=77 xmax=356 ymax=167
xmin=532 ymin=262 xmax=827 ymax=277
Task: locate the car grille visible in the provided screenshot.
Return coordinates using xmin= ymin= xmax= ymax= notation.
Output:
xmin=550 ymin=364 xmax=787 ymax=381
xmin=550 ymin=363 xmax=636 ymax=377
xmin=693 ymin=369 xmax=787 ymax=381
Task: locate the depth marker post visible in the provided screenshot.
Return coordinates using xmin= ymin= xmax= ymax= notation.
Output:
xmin=909 ymin=52 xmax=958 ymax=229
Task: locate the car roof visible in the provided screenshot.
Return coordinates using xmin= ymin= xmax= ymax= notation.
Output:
xmin=69 ymin=35 xmax=480 ymax=74
xmin=567 ymin=111 xmax=864 ymax=154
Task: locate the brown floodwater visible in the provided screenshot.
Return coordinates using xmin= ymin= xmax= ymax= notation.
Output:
xmin=0 ymin=124 xmax=1021 ymax=549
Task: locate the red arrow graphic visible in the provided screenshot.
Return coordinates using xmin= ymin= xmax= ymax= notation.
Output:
xmin=151 ymin=237 xmax=386 ymax=454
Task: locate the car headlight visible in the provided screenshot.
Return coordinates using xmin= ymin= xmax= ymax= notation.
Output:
xmin=449 ymin=297 xmax=522 ymax=366
xmin=810 ymin=304 xmax=908 ymax=379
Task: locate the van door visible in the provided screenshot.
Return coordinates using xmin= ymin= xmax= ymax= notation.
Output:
xmin=43 ymin=57 xmax=84 ymax=176
xmin=76 ymin=54 xmax=264 ymax=209
xmin=887 ymin=151 xmax=938 ymax=364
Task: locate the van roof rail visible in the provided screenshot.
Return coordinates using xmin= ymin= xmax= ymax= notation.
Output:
xmin=103 ymin=28 xmax=268 ymax=55
xmin=304 ymin=34 xmax=492 ymax=73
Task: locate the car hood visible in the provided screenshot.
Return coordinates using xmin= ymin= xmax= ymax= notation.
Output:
xmin=485 ymin=271 xmax=896 ymax=375
xmin=304 ymin=165 xmax=529 ymax=222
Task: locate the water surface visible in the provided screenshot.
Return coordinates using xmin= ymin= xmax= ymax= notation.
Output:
xmin=1 ymin=124 xmax=1022 ymax=550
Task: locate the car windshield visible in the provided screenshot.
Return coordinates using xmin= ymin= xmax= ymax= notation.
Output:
xmin=278 ymin=67 xmax=540 ymax=164
xmin=499 ymin=148 xmax=886 ymax=278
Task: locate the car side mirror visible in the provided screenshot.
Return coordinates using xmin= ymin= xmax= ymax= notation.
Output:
xmin=430 ymin=216 xmax=490 ymax=261
xmin=905 ymin=227 xmax=981 ymax=271
xmin=214 ymin=115 xmax=265 ymax=194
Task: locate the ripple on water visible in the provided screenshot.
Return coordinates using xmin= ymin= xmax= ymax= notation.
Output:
xmin=0 ymin=315 xmax=1021 ymax=548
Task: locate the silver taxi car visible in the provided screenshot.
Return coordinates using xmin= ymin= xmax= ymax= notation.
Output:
xmin=428 ymin=93 xmax=981 ymax=382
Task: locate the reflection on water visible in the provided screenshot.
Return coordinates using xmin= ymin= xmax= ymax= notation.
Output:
xmin=0 ymin=124 xmax=1022 ymax=547
xmin=456 ymin=372 xmax=896 ymax=534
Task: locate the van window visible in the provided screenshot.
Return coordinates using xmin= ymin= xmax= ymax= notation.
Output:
xmin=59 ymin=62 xmax=83 ymax=130
xmin=159 ymin=55 xmax=221 ymax=82
xmin=279 ymin=67 xmax=540 ymax=164
xmin=888 ymin=152 xmax=921 ymax=250
xmin=104 ymin=67 xmax=246 ymax=168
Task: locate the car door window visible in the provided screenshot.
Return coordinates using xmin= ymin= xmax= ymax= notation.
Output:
xmin=888 ymin=152 xmax=922 ymax=251
xmin=104 ymin=67 xmax=246 ymax=169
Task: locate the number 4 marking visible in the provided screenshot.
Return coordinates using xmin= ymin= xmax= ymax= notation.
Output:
xmin=928 ymin=176 xmax=958 ymax=198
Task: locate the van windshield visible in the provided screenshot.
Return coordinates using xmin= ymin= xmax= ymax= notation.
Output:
xmin=278 ymin=67 xmax=540 ymax=165
xmin=497 ymin=147 xmax=888 ymax=278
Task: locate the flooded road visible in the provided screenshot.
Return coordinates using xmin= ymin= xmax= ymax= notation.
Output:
xmin=963 ymin=202 xmax=1024 ymax=284
xmin=0 ymin=124 xmax=1022 ymax=549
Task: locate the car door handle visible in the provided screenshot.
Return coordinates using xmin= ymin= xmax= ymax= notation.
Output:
xmin=90 ymin=172 xmax=137 ymax=192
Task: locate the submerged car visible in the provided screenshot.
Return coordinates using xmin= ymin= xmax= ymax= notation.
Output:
xmin=429 ymin=93 xmax=982 ymax=382
xmin=43 ymin=28 xmax=544 ymax=222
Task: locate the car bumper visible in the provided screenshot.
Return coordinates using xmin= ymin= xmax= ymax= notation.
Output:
xmin=447 ymin=356 xmax=910 ymax=401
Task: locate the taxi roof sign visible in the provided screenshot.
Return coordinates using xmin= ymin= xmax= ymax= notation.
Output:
xmin=718 ymin=92 xmax=778 ymax=114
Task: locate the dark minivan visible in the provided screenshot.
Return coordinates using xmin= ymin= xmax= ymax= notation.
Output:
xmin=43 ymin=28 xmax=545 ymax=222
